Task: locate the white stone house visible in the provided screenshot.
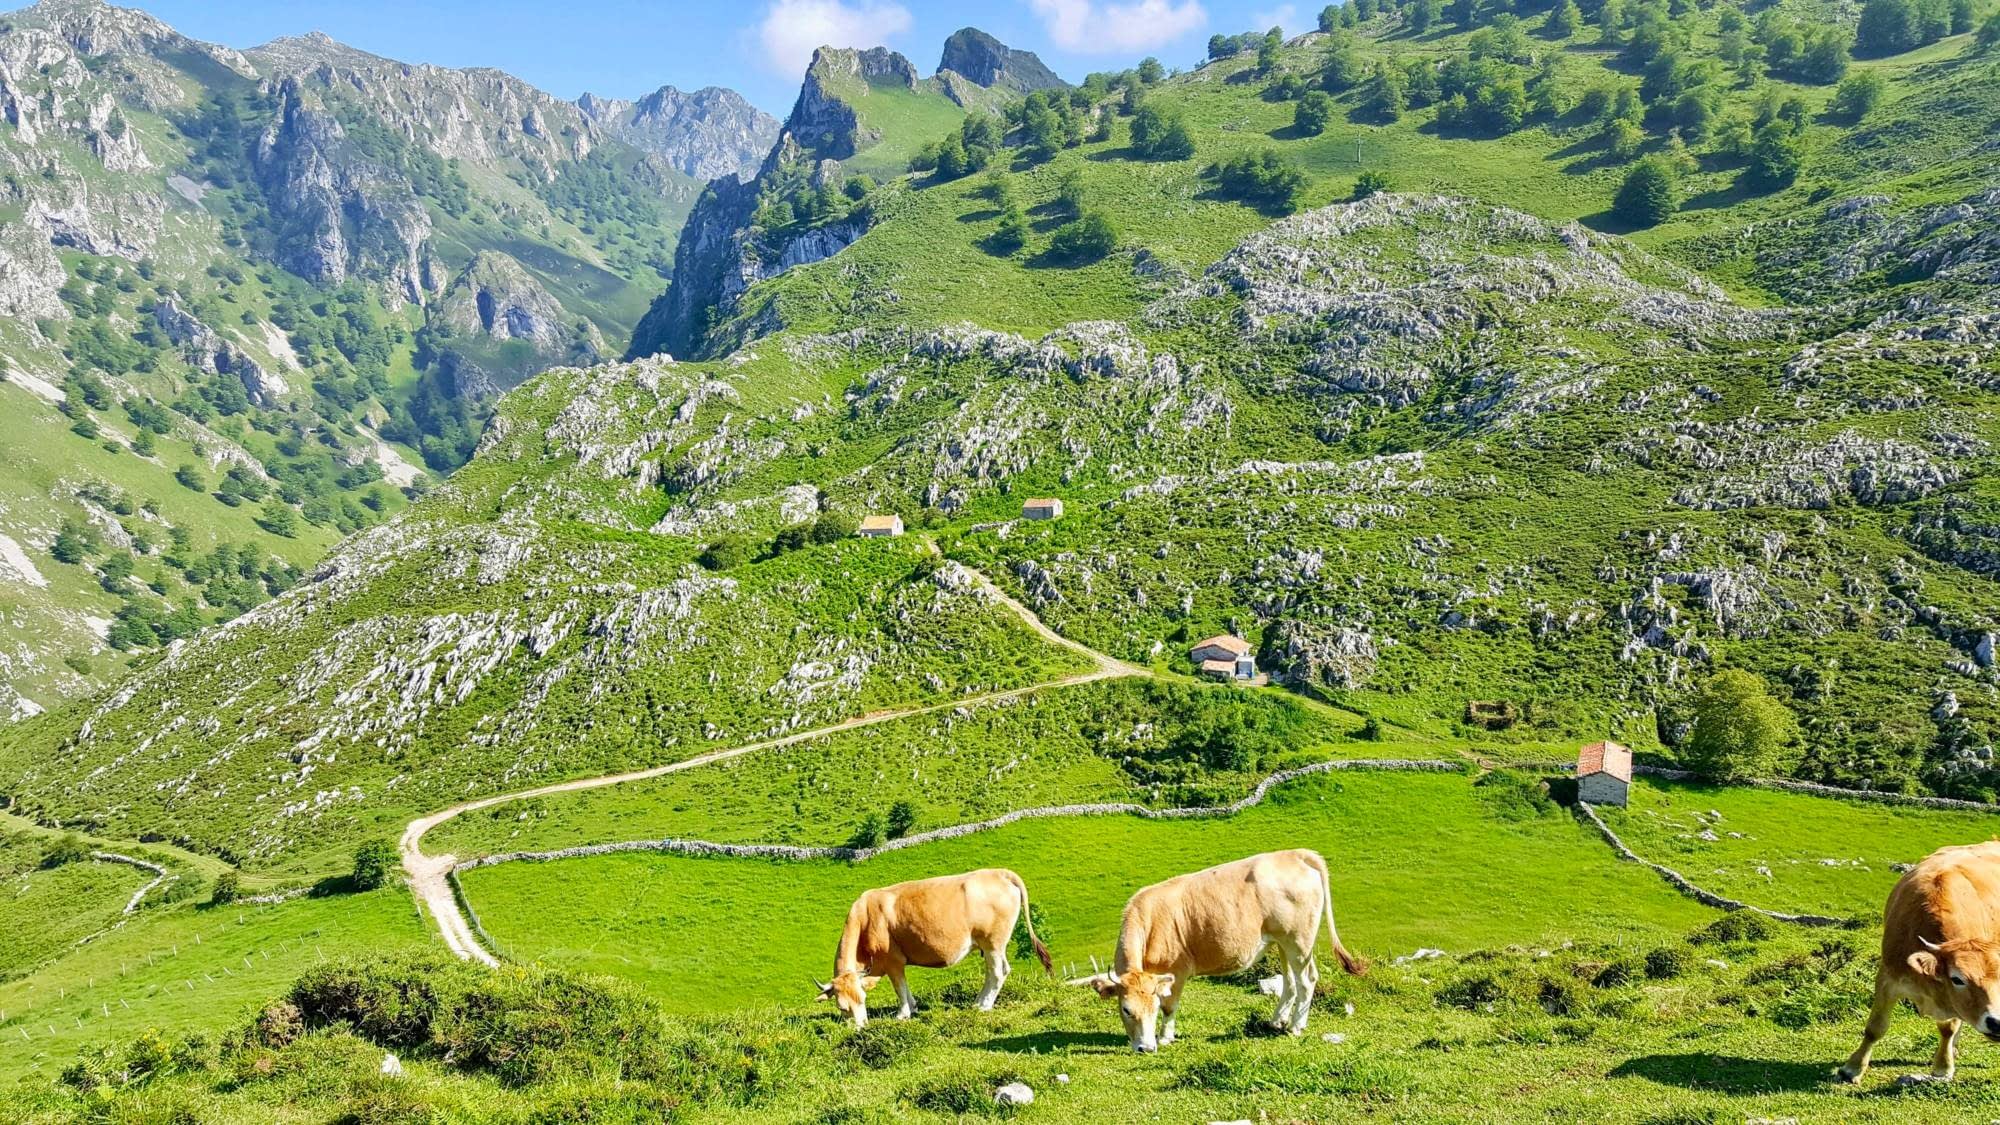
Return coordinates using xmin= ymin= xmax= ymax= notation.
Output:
xmin=856 ymin=514 xmax=904 ymax=538
xmin=1577 ymin=740 xmax=1633 ymax=806
xmin=1022 ymin=497 xmax=1063 ymax=520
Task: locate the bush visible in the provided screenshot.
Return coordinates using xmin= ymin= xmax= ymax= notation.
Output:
xmin=1294 ymin=90 xmax=1335 ymax=135
xmin=848 ymin=813 xmax=886 ymax=849
xmin=351 ymin=839 xmax=397 ymax=891
xmin=1692 ymin=911 xmax=1776 ymax=945
xmin=40 ymin=831 xmax=92 ymax=868
xmin=210 ymin=869 xmax=242 ymax=905
xmin=885 ymin=800 xmax=918 ymax=839
xmin=988 ymin=207 xmax=1031 ymax=255
xmin=809 ymin=512 xmax=858 ymax=543
xmin=1680 ymin=669 xmax=1800 ymax=779
xmin=1129 ymin=101 xmax=1195 ymax=159
xmin=697 ymin=533 xmax=756 ymax=571
xmin=1046 ymin=211 xmax=1118 ymax=263
xmin=1829 ymin=70 xmax=1887 ymax=121
xmin=1612 ymin=157 xmax=1678 ymax=228
xmin=1351 ymin=170 xmax=1393 ymax=201
xmin=1210 ymin=150 xmax=1307 ymax=211
xmin=1644 ymin=945 xmax=1696 ymax=980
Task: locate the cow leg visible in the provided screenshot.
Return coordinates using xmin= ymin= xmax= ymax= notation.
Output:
xmin=1268 ymin=944 xmax=1300 ymax=1032
xmin=1837 ymin=973 xmax=1898 ymax=1083
xmin=1160 ymin=976 xmax=1184 ymax=1046
xmin=888 ymin=966 xmax=916 ymax=1019
xmin=1292 ymin=953 xmax=1320 ymax=1034
xmin=976 ymin=947 xmax=1010 ymax=1011
xmin=1931 ymin=1019 xmax=1960 ymax=1081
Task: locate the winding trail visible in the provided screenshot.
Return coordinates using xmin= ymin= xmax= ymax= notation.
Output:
xmin=401 ymin=560 xmax=1145 ymax=964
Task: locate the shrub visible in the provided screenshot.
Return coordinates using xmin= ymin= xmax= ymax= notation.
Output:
xmin=1645 ymin=945 xmax=1695 ymax=980
xmin=40 ymin=831 xmax=91 ymax=868
xmin=1210 ymin=150 xmax=1307 ymax=211
xmin=1591 ymin=958 xmax=1640 ymax=988
xmin=809 ymin=512 xmax=858 ymax=543
xmin=210 ymin=869 xmax=242 ymax=905
xmin=988 ymin=207 xmax=1030 ymax=254
xmin=885 ymin=799 xmax=918 ymax=839
xmin=1358 ymin=716 xmax=1384 ymax=741
xmin=1046 ymin=211 xmax=1118 ymax=263
xmin=1829 ymin=70 xmax=1887 ymax=121
xmin=697 ymin=533 xmax=757 ymax=571
xmin=1351 ymin=170 xmax=1392 ymax=202
xmin=1680 ymin=669 xmax=1800 ymax=779
xmin=1982 ymin=9 xmax=2000 ymax=50
xmin=1692 ymin=911 xmax=1776 ymax=945
xmin=1613 ymin=156 xmax=1678 ymax=228
xmin=1130 ymin=101 xmax=1195 ymax=159
xmin=1294 ymin=90 xmax=1335 ymax=135
xmin=848 ymin=813 xmax=886 ymax=849
xmin=351 ymin=839 xmax=397 ymax=891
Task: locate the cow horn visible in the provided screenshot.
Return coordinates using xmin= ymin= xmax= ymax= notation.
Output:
xmin=1920 ymin=936 xmax=1944 ymax=953
xmin=812 ymin=977 xmax=831 ymax=993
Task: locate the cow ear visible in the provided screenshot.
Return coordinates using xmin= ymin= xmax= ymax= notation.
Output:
xmin=1908 ymin=951 xmax=1940 ymax=978
xmin=1155 ymin=973 xmax=1177 ymax=990
xmin=1090 ymin=976 xmax=1122 ymax=999
xmin=859 ymin=975 xmax=882 ymax=992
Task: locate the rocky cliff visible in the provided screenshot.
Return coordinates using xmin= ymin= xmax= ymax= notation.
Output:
xmin=575 ymin=85 xmax=778 ymax=182
xmin=937 ymin=27 xmax=1066 ymax=95
xmin=427 ymin=252 xmax=605 ymax=396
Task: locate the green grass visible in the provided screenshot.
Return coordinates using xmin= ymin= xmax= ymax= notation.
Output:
xmin=459 ymin=770 xmax=1711 ymax=1009
xmin=1598 ymin=776 xmax=2000 ymax=918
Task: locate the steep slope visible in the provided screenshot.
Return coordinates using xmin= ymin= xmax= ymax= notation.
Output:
xmin=938 ymin=26 xmax=1068 ymax=94
xmin=628 ymin=33 xmax=1030 ymax=361
xmin=0 ymin=0 xmax=771 ymax=714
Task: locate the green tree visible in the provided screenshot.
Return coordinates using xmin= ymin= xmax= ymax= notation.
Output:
xmin=1598 ymin=0 xmax=1626 ymax=44
xmin=1258 ymin=27 xmax=1284 ymax=73
xmin=1351 ymin=169 xmax=1393 ymax=200
xmin=1295 ymin=90 xmax=1336 ymax=134
xmin=210 ymin=870 xmax=242 ymax=905
xmin=1363 ymin=62 xmax=1408 ymax=121
xmin=1410 ymin=0 xmax=1440 ymax=32
xmin=1748 ymin=119 xmax=1804 ymax=185
xmin=809 ymin=512 xmax=859 ymax=543
xmin=885 ymin=800 xmax=919 ymax=840
xmin=1545 ymin=0 xmax=1583 ymax=37
xmin=1980 ymin=9 xmax=2000 ymax=50
xmin=989 ymin=206 xmax=1031 ymax=254
xmin=257 ymin=499 xmax=298 ymax=538
xmin=1130 ymin=101 xmax=1195 ymax=159
xmin=1613 ymin=156 xmax=1678 ymax=227
xmin=1321 ymin=32 xmax=1366 ymax=90
xmin=1829 ymin=70 xmax=1887 ymax=121
xmin=1047 ymin=211 xmax=1118 ymax=262
xmin=1054 ymin=166 xmax=1087 ymax=215
xmin=848 ymin=813 xmax=886 ymax=849
xmin=351 ymin=840 xmax=397 ymax=891
xmin=1137 ymin=56 xmax=1166 ymax=84
xmin=51 ymin=517 xmax=96 ymax=564
xmin=1318 ymin=3 xmax=1342 ymax=31
xmin=1680 ymin=669 xmax=1801 ymax=780
xmin=40 ymin=832 xmax=91 ymax=868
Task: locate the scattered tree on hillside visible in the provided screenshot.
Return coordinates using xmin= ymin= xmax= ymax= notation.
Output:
xmin=351 ymin=840 xmax=396 ymax=891
xmin=210 ymin=870 xmax=241 ymax=905
xmin=1856 ymin=0 xmax=1953 ymax=56
xmin=40 ymin=832 xmax=90 ymax=868
xmin=1319 ymin=3 xmax=1342 ymax=32
xmin=1351 ymin=169 xmax=1393 ymax=200
xmin=1258 ymin=27 xmax=1285 ymax=74
xmin=1321 ymin=31 xmax=1367 ymax=90
xmin=1055 ymin=166 xmax=1087 ymax=215
xmin=1981 ymin=9 xmax=2000 ymax=50
xmin=1210 ymin=149 xmax=1309 ymax=211
xmin=1545 ymin=0 xmax=1582 ymax=38
xmin=1363 ymin=62 xmax=1408 ymax=121
xmin=1138 ymin=56 xmax=1166 ymax=84
xmin=1129 ymin=101 xmax=1195 ymax=159
xmin=1613 ymin=156 xmax=1678 ymax=227
xmin=1830 ymin=69 xmax=1888 ymax=121
xmin=1748 ymin=119 xmax=1805 ymax=186
xmin=1295 ymin=90 xmax=1336 ymax=134
xmin=885 ymin=800 xmax=918 ymax=840
xmin=1680 ymin=669 xmax=1801 ymax=780
xmin=1409 ymin=0 xmax=1440 ymax=33
xmin=1047 ymin=211 xmax=1118 ymax=262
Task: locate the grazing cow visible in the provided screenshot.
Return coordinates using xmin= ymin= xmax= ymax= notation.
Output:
xmin=815 ymin=868 xmax=1051 ymax=1027
xmin=1071 ymin=848 xmax=1364 ymax=1052
xmin=1840 ymin=840 xmax=2000 ymax=1085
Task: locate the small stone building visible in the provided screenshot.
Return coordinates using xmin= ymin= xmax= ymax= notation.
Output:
xmin=1577 ymin=740 xmax=1633 ymax=807
xmin=1022 ymin=497 xmax=1064 ymax=520
xmin=1189 ymin=634 xmax=1254 ymax=680
xmin=857 ymin=514 xmax=904 ymax=538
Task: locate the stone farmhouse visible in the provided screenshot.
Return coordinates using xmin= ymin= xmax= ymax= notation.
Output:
xmin=856 ymin=514 xmax=904 ymax=538
xmin=1189 ymin=634 xmax=1255 ymax=681
xmin=1022 ymin=497 xmax=1063 ymax=520
xmin=1577 ymin=740 xmax=1633 ymax=806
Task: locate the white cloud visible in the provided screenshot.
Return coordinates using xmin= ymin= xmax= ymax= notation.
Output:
xmin=1028 ymin=0 xmax=1209 ymax=54
xmin=753 ymin=0 xmax=913 ymax=77
xmin=1250 ymin=4 xmax=1298 ymax=35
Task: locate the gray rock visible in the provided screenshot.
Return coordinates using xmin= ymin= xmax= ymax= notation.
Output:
xmin=993 ymin=1082 xmax=1033 ymax=1107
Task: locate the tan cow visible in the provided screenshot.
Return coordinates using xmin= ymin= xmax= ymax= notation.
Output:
xmin=1071 ymin=848 xmax=1364 ymax=1052
xmin=815 ymin=868 xmax=1051 ymax=1027
xmin=1841 ymin=840 xmax=2000 ymax=1085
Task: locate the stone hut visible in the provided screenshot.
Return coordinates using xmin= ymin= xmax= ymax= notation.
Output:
xmin=856 ymin=514 xmax=904 ymax=538
xmin=1022 ymin=497 xmax=1064 ymax=520
xmin=1577 ymin=740 xmax=1633 ymax=807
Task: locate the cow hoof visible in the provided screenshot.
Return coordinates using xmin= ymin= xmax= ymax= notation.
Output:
xmin=1834 ymin=1065 xmax=1863 ymax=1085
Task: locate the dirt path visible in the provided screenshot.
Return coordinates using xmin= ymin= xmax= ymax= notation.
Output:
xmin=401 ymin=558 xmax=1146 ymax=963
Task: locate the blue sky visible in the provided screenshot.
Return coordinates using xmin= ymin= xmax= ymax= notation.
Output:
xmin=116 ymin=0 xmax=1315 ymax=115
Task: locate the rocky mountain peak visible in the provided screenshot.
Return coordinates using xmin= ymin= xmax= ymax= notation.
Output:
xmin=575 ymin=84 xmax=779 ymax=182
xmin=937 ymin=27 xmax=1066 ymax=93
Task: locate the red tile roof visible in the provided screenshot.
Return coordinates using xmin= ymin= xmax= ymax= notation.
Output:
xmin=1191 ymin=634 xmax=1251 ymax=657
xmin=1577 ymin=740 xmax=1633 ymax=781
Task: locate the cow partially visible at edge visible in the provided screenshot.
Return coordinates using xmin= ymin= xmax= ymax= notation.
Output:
xmin=1840 ymin=840 xmax=2000 ymax=1085
xmin=1071 ymin=848 xmax=1365 ymax=1052
xmin=815 ymin=868 xmax=1051 ymax=1028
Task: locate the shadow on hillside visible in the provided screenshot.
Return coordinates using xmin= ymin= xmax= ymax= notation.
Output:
xmin=1609 ymin=1053 xmax=1837 ymax=1094
xmin=974 ymin=1030 xmax=1127 ymax=1053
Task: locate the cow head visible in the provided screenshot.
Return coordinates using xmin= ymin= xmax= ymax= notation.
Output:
xmin=1070 ymin=970 xmax=1177 ymax=1052
xmin=814 ymin=971 xmax=879 ymax=1028
xmin=1910 ymin=936 xmax=2000 ymax=1040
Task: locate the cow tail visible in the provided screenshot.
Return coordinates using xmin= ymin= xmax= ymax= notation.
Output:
xmin=1008 ymin=871 xmax=1054 ymax=974
xmin=1310 ymin=851 xmax=1367 ymax=976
